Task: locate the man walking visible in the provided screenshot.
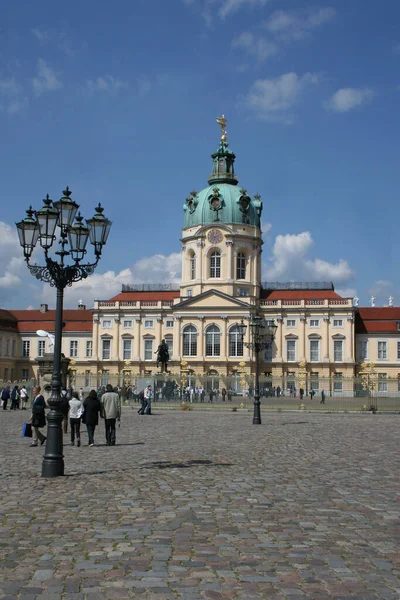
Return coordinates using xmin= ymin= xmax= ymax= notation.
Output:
xmin=101 ymin=384 xmax=121 ymax=445
xmin=1 ymin=385 xmax=10 ymax=410
xmin=144 ymin=385 xmax=152 ymax=415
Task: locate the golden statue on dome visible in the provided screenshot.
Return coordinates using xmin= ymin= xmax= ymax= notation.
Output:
xmin=216 ymin=114 xmax=227 ymax=141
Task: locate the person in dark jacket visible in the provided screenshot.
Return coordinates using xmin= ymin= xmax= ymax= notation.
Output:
xmin=10 ymin=385 xmax=20 ymax=410
xmin=83 ymin=389 xmax=101 ymax=446
xmin=60 ymin=389 xmax=69 ymax=434
xmin=1 ymin=385 xmax=10 ymax=410
xmin=30 ymin=385 xmax=46 ymax=447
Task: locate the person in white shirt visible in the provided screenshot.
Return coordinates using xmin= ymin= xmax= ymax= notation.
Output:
xmin=20 ymin=385 xmax=29 ymax=410
xmin=144 ymin=385 xmax=152 ymax=415
xmin=69 ymin=391 xmax=84 ymax=447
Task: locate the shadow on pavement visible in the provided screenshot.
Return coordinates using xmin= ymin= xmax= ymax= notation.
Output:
xmin=141 ymin=459 xmax=234 ymax=469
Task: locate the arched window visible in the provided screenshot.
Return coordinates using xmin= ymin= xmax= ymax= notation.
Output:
xmin=229 ymin=325 xmax=244 ymax=357
xmin=210 ymin=250 xmax=221 ymax=278
xmin=182 ymin=325 xmax=197 ymax=356
xmin=236 ymin=252 xmax=246 ymax=280
xmin=189 ymin=252 xmax=196 ymax=280
xmin=205 ymin=324 xmax=221 ymax=356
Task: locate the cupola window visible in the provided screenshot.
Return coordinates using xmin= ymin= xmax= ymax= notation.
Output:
xmin=210 ymin=250 xmax=221 ymax=278
xmin=189 ymin=251 xmax=196 ymax=280
xmin=236 ymin=252 xmax=246 ymax=280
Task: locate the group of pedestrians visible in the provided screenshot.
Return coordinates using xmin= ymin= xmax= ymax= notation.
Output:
xmin=1 ymin=385 xmax=29 ymax=410
xmin=27 ymin=384 xmax=122 ymax=448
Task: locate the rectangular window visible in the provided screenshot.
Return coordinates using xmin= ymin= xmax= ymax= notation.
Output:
xmin=144 ymin=320 xmax=154 ymax=329
xmin=378 ymin=341 xmax=387 ymax=360
xmin=310 ymin=319 xmax=320 ymax=328
xmin=333 ymin=319 xmax=343 ymax=327
xmin=123 ymin=320 xmax=133 ymax=328
xmin=23 ymin=341 xmax=30 ymax=357
xmin=144 ymin=339 xmax=153 ymax=360
xmin=38 ymin=340 xmax=46 ymax=357
xmin=165 ymin=320 xmax=174 ymax=329
xmin=287 ymin=339 xmax=296 ymax=362
xmin=102 ymin=339 xmax=111 ymax=360
xmin=187 ymin=289 xmax=193 ymax=297
xmin=334 ymin=340 xmax=343 ymax=362
xmin=21 ymin=368 xmax=29 ymax=380
xmin=310 ymin=339 xmax=320 ymax=362
xmin=310 ymin=373 xmax=319 ymax=392
xmin=398 ymin=341 xmax=400 ymax=360
xmin=123 ymin=339 xmax=132 ymax=360
xmin=238 ymin=287 xmax=249 ymax=297
xmin=69 ymin=340 xmax=78 ymax=358
xmin=287 ymin=319 xmax=296 ymax=328
xmin=378 ymin=373 xmax=387 ymax=392
xmin=358 ymin=340 xmax=368 ymax=362
xmin=86 ymin=340 xmax=93 ymax=358
xmin=5 ymin=338 xmax=10 ymax=356
xmin=333 ymin=373 xmax=343 ymax=392
xmin=4 ymin=368 xmax=8 ymax=380
xmin=264 ymin=344 xmax=273 ymax=362
xmin=85 ymin=370 xmax=90 ymax=387
xmin=102 ymin=320 xmax=112 ymax=329
xmin=165 ymin=336 xmax=173 ymax=356
xmin=12 ymin=339 xmax=16 ymax=357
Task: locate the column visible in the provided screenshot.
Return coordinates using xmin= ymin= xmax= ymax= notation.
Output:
xmin=300 ymin=316 xmax=306 ymax=361
xmin=197 ymin=316 xmax=205 ymax=359
xmin=134 ymin=318 xmax=141 ymax=361
xmin=252 ymin=244 xmax=260 ymax=286
xmin=226 ymin=240 xmax=233 ymax=281
xmin=174 ymin=317 xmax=182 ymax=359
xmin=114 ymin=317 xmax=120 ymax=360
xmin=221 ymin=316 xmax=228 ymax=359
xmin=323 ymin=317 xmax=330 ymax=361
xmin=197 ymin=241 xmax=204 ymax=290
xmin=157 ymin=317 xmax=163 ymax=346
xmin=347 ymin=316 xmax=354 ymax=363
xmin=245 ymin=316 xmax=251 ymax=360
xmin=93 ymin=318 xmax=99 ymax=361
xmin=276 ymin=316 xmax=283 ymax=360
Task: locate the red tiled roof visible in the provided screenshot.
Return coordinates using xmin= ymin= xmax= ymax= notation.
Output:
xmin=0 ymin=309 xmax=18 ymax=331
xmin=8 ymin=309 xmax=93 ymax=333
xmin=109 ymin=291 xmax=180 ymax=301
xmin=260 ymin=290 xmax=343 ymax=300
xmin=355 ymin=307 xmax=400 ymax=334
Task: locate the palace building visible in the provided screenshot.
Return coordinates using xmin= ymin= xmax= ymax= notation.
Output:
xmin=1 ymin=122 xmax=400 ymax=395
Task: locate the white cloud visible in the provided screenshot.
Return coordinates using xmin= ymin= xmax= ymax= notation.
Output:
xmin=245 ymin=71 xmax=319 ymax=119
xmin=0 ymin=222 xmax=25 ymax=302
xmin=263 ymin=231 xmax=353 ymax=285
xmin=261 ymin=221 xmax=272 ymax=235
xmin=326 ymin=87 xmax=374 ymax=113
xmin=31 ymin=28 xmax=49 ymax=42
xmin=335 ymin=287 xmax=357 ymax=299
xmin=232 ymin=32 xmax=277 ymax=62
xmin=86 ymin=75 xmax=129 ymax=94
xmin=32 ymin=58 xmax=62 ymax=96
xmin=220 ymin=0 xmax=270 ymax=19
xmin=265 ymin=7 xmax=336 ymax=40
xmin=0 ymin=78 xmax=27 ymax=114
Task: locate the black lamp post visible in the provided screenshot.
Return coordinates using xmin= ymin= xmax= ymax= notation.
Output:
xmin=238 ymin=315 xmax=277 ymax=425
xmin=16 ymin=187 xmax=112 ymax=477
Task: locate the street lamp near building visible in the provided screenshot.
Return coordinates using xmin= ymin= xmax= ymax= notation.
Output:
xmin=238 ymin=315 xmax=277 ymax=425
xmin=16 ymin=187 xmax=111 ymax=477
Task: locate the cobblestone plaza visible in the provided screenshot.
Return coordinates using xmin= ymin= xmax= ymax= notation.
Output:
xmin=0 ymin=409 xmax=399 ymax=599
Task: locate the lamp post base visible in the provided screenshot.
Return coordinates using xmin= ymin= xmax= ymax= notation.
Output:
xmin=253 ymin=396 xmax=262 ymax=425
xmin=42 ymin=408 xmax=64 ymax=477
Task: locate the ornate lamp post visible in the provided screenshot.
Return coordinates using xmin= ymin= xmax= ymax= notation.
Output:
xmin=238 ymin=315 xmax=277 ymax=425
xmin=16 ymin=187 xmax=112 ymax=477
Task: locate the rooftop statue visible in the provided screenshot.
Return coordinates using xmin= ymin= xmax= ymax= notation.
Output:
xmin=216 ymin=114 xmax=227 ymax=142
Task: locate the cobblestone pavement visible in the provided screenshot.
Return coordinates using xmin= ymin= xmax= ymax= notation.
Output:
xmin=0 ymin=408 xmax=399 ymax=600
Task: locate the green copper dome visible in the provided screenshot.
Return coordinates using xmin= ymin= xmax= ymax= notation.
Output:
xmin=183 ymin=138 xmax=263 ymax=229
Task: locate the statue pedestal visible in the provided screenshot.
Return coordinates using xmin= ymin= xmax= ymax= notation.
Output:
xmin=36 ymin=353 xmax=70 ymax=401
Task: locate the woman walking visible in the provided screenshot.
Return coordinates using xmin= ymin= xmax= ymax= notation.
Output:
xmin=30 ymin=385 xmax=46 ymax=447
xmin=69 ymin=391 xmax=84 ymax=447
xmin=83 ymin=389 xmax=101 ymax=447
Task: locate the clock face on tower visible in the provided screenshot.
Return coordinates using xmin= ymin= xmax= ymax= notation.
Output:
xmin=207 ymin=229 xmax=223 ymax=244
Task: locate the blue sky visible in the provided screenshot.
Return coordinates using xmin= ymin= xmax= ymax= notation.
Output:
xmin=0 ymin=0 xmax=399 ymax=309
